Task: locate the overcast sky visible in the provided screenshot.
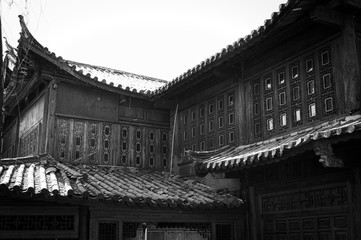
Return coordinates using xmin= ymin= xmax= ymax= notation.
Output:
xmin=1 ymin=0 xmax=284 ymax=81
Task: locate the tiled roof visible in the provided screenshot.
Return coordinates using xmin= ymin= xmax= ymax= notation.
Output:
xmin=154 ymin=0 xmax=323 ymax=96
xmin=194 ymin=114 xmax=361 ymax=173
xmin=67 ymin=61 xmax=167 ymax=93
xmin=17 ymin=16 xmax=167 ymax=97
xmin=0 ymin=155 xmax=242 ymax=209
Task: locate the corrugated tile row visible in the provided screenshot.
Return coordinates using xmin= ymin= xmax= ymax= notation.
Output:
xmin=195 ymin=114 xmax=361 ymax=172
xmin=0 ymin=155 xmax=242 ymax=209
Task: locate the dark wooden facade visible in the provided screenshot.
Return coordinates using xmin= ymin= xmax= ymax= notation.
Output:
xmin=2 ymin=1 xmax=361 ymax=240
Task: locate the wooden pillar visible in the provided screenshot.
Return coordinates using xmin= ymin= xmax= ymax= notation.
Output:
xmin=248 ymin=186 xmax=258 ymax=240
xmin=79 ymin=206 xmax=89 ymax=240
xmin=354 ymin=169 xmax=361 ymax=239
xmin=45 ymin=80 xmax=58 ymax=155
xmin=341 ymin=15 xmax=361 ymax=113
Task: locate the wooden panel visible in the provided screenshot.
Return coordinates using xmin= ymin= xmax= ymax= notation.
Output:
xmin=56 ymin=83 xmax=118 ymax=121
xmin=19 ymin=94 xmax=45 ymax=137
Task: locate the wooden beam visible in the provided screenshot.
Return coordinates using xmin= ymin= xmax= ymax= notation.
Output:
xmin=310 ymin=7 xmax=344 ymax=27
xmin=341 ymin=15 xmax=361 ymax=113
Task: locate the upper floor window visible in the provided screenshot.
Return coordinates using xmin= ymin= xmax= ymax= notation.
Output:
xmin=228 ymin=95 xmax=234 ymax=106
xmin=122 ymin=141 xmax=127 ymax=151
xmin=265 ymin=78 xmax=272 ymax=90
xmin=325 ymin=97 xmax=333 ymax=112
xmin=200 ymin=124 xmax=205 ymax=135
xmin=191 ymin=111 xmax=196 ymax=121
xmin=306 ymin=59 xmax=313 ymax=72
xmin=209 ymin=121 xmax=214 ymax=132
xmin=307 ymin=81 xmax=315 ymax=95
xmin=149 ymin=131 xmax=154 ymax=141
xmin=323 ymin=74 xmax=331 ymax=89
xmin=192 ymin=144 xmax=196 ymax=151
xmin=122 ymin=128 xmax=128 ymax=138
xmin=184 ymin=114 xmax=188 ymax=125
xmin=266 ymin=97 xmax=273 ymax=111
xmin=218 ymin=135 xmax=224 ymax=146
xmin=162 ymin=133 xmax=167 ymax=142
xmin=292 ymin=87 xmax=300 ymax=101
xmin=228 ymin=131 xmax=234 ymax=143
xmin=208 ymin=104 xmax=214 ymax=114
xmin=254 ymin=102 xmax=260 ymax=115
xmin=254 ymin=122 xmax=261 ymax=135
xmin=104 ymin=125 xmax=111 ymax=136
xmin=321 ymin=51 xmax=329 ymax=65
xmin=278 ymin=72 xmax=285 ymax=85
xmin=309 ymin=103 xmax=316 ymax=117
xmin=266 ymin=118 xmax=274 ymax=131
xmin=149 ymin=157 xmax=154 ymax=167
xmin=191 ymin=127 xmax=196 ymax=138
xmin=184 ymin=131 xmax=188 ymax=140
xmin=218 ymin=99 xmax=224 ymax=111
xmin=218 ymin=117 xmax=224 ymax=128
xmin=229 ymin=113 xmax=235 ymax=124
xmin=136 ymin=129 xmax=141 ymax=139
xmin=279 ymin=92 xmax=286 ymax=106
xmin=200 ymin=141 xmax=205 ymax=150
xmin=280 ymin=113 xmax=287 ymax=127
xmin=294 ymin=109 xmax=301 ymax=122
xmin=253 ymin=83 xmax=260 ymax=96
xmin=292 ymin=66 xmax=299 ymax=79
xmin=199 ymin=107 xmax=205 ymax=117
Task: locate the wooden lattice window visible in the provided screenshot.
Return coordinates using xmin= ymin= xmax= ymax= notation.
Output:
xmin=0 ymin=215 xmax=75 ymax=231
xmin=99 ymin=221 xmax=118 ymax=240
xmin=216 ymin=223 xmax=233 ymax=240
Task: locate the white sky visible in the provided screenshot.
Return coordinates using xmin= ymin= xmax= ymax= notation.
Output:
xmin=1 ymin=0 xmax=284 ymax=81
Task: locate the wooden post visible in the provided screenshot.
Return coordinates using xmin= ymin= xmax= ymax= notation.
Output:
xmin=341 ymin=15 xmax=361 ymax=113
xmin=0 ymin=16 xmax=3 ymax=158
xmin=79 ymin=206 xmax=89 ymax=240
xmin=44 ymin=81 xmax=58 ymax=155
xmin=354 ymin=169 xmax=361 ymax=239
xmin=248 ymin=186 xmax=258 ymax=240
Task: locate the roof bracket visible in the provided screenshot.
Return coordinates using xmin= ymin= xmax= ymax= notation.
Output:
xmin=313 ymin=140 xmax=344 ymax=167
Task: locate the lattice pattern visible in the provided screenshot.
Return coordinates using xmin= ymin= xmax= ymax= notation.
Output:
xmin=102 ymin=124 xmax=112 ymax=164
xmin=263 ymin=214 xmax=348 ymax=240
xmin=87 ymin=122 xmax=99 ymax=164
xmin=73 ymin=121 xmax=85 ymax=161
xmin=120 ymin=126 xmax=130 ymax=166
xmin=0 ymin=215 xmax=74 ymax=231
xmin=261 ymin=185 xmax=348 ymax=213
xmin=99 ymin=222 xmax=118 ymax=240
xmin=161 ymin=130 xmax=169 ymax=168
xmin=318 ymin=46 xmax=336 ymax=117
xmin=179 ymin=91 xmax=235 ymax=152
xmin=216 ymin=223 xmax=233 ymax=240
xmin=123 ymin=222 xmax=139 ymax=238
xmin=57 ymin=118 xmax=70 ymax=161
xmin=134 ymin=128 xmax=143 ymax=167
xmin=20 ymin=124 xmax=40 ymax=157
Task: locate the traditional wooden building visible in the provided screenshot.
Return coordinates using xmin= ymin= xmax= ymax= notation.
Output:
xmin=160 ymin=0 xmax=361 ymax=239
xmin=2 ymin=0 xmax=361 ymax=239
xmin=0 ymin=15 xmax=242 ymax=240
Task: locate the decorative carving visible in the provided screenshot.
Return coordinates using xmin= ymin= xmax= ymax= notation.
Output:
xmin=261 ymin=184 xmax=348 ymax=213
xmin=0 ymin=215 xmax=75 ymax=231
xmin=73 ymin=121 xmax=85 ymax=162
xmin=57 ymin=119 xmax=70 ymax=161
xmin=87 ymin=122 xmax=99 ymax=164
xmin=314 ymin=140 xmax=344 ymax=167
xmin=102 ymin=124 xmax=112 ymax=164
xmin=120 ymin=126 xmax=130 ymax=165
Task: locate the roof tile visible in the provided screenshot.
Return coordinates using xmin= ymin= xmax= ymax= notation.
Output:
xmin=194 ymin=114 xmax=361 ymax=172
xmin=0 ymin=155 xmax=242 ymax=209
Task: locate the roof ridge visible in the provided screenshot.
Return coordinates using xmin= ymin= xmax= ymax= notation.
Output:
xmin=66 ymin=60 xmax=168 ymax=84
